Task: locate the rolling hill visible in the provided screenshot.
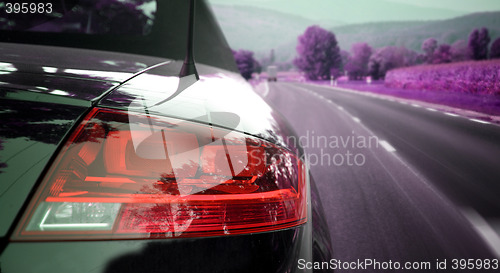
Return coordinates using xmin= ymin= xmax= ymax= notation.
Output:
xmin=210 ymin=4 xmax=341 ymax=61
xmin=210 ymin=4 xmax=500 ymax=64
xmin=209 ymin=0 xmax=464 ymax=24
xmin=332 ymin=11 xmax=500 ymax=52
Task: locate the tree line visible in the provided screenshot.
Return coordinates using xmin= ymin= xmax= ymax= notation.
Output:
xmin=233 ymin=25 xmax=500 ymax=81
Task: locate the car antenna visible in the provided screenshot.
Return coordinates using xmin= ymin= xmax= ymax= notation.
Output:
xmin=179 ymin=0 xmax=199 ymax=80
xmin=155 ymin=0 xmax=199 ymax=105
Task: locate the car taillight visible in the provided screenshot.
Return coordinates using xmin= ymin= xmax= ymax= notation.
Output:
xmin=13 ymin=108 xmax=306 ymax=240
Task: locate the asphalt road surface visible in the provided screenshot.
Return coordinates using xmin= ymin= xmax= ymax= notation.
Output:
xmin=257 ymin=81 xmax=500 ymax=271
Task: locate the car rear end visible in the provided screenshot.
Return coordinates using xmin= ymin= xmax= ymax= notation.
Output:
xmin=0 ymin=1 xmax=332 ymax=272
xmin=0 ymin=55 xmax=321 ymax=273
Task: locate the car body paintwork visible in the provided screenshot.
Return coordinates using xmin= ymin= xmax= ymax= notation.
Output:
xmin=0 ymin=56 xmax=331 ymax=273
xmin=2 ymin=227 xmax=310 ymax=273
xmin=0 ymin=0 xmax=333 ymax=271
xmin=0 ymin=42 xmax=168 ymax=102
xmin=99 ymin=62 xmax=301 ymax=154
xmin=0 ymin=99 xmax=88 ymax=237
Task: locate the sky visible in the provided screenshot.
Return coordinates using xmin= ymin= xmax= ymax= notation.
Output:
xmin=384 ymin=0 xmax=500 ymax=12
xmin=208 ymin=0 xmax=500 ymax=24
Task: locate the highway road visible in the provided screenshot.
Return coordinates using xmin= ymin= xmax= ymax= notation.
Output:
xmin=257 ymin=81 xmax=500 ymax=270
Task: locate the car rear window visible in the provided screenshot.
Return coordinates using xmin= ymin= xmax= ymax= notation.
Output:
xmin=0 ymin=0 xmax=156 ymax=35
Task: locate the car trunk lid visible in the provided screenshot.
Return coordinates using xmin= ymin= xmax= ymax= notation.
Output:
xmin=0 ymin=44 xmax=168 ymax=240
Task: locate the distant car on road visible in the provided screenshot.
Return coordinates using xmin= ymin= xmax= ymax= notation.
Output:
xmin=267 ymin=65 xmax=278 ymax=82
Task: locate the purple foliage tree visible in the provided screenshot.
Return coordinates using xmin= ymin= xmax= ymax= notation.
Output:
xmin=345 ymin=43 xmax=372 ymax=80
xmin=468 ymin=27 xmax=490 ymax=60
xmin=294 ymin=25 xmax=342 ymax=80
xmin=233 ymin=49 xmax=260 ymax=80
xmin=72 ymin=0 xmax=152 ymax=34
xmin=339 ymin=49 xmax=350 ymax=73
xmin=421 ymin=38 xmax=438 ymax=64
xmin=490 ymin=38 xmax=500 ymax=59
xmin=432 ymin=44 xmax=452 ymax=64
xmin=3 ymin=0 xmax=154 ymax=34
xmin=402 ymin=48 xmax=420 ymax=66
xmin=368 ymin=46 xmax=410 ymax=80
xmin=451 ymin=40 xmax=469 ymax=62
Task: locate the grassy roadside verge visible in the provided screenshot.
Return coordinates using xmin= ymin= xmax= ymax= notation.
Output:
xmin=307 ymin=80 xmax=500 ymax=117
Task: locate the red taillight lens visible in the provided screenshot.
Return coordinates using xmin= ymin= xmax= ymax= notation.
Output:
xmin=14 ymin=108 xmax=306 ymax=240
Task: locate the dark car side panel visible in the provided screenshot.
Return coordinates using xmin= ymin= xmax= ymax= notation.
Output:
xmin=0 ymin=99 xmax=88 ymax=238
xmin=1 ymin=226 xmax=311 ymax=273
xmin=310 ymin=174 xmax=334 ymax=272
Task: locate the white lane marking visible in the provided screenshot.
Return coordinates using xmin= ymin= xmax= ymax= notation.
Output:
xmin=290 ymin=84 xmax=454 ymax=206
xmin=462 ymin=208 xmax=500 ymax=258
xmin=426 ymin=108 xmax=437 ymax=112
xmin=352 ymin=117 xmax=361 ymax=123
xmin=337 ymin=106 xmax=344 ymax=111
xmin=399 ymin=101 xmax=408 ymax=105
xmin=411 ymin=103 xmax=421 ymax=108
xmin=379 ymin=140 xmax=397 ymax=152
xmin=470 ymin=118 xmax=490 ymax=124
xmin=290 ymin=84 xmax=447 ymax=203
xmin=445 ymin=112 xmax=459 ymax=117
xmin=262 ymin=81 xmax=270 ymax=97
